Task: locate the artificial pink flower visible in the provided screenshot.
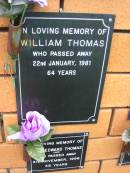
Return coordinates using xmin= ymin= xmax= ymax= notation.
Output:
xmin=7 ymin=111 xmax=50 ymax=141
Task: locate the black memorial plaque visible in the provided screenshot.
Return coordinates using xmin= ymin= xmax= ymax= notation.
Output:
xmin=16 ymin=13 xmax=115 ymax=124
xmin=119 ymin=152 xmax=130 ymax=166
xmin=27 ymin=132 xmax=88 ymax=172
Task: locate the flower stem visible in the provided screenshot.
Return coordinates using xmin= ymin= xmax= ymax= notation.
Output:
xmin=10 ymin=4 xmax=14 ymax=25
xmin=20 ymin=4 xmax=28 ymax=25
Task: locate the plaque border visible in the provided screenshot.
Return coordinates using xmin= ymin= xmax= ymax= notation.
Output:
xmin=16 ymin=13 xmax=115 ymax=124
xmin=28 ymin=132 xmax=88 ymax=172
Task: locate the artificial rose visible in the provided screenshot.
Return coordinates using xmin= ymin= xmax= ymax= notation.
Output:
xmin=28 ymin=0 xmax=47 ymax=7
xmin=7 ymin=111 xmax=50 ymax=141
xmin=8 ymin=0 xmax=48 ymax=7
xmin=8 ymin=0 xmax=28 ymax=5
xmin=8 ymin=0 xmax=12 ymax=3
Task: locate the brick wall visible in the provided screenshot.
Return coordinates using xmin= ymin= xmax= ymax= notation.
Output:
xmin=0 ymin=0 xmax=130 ymax=172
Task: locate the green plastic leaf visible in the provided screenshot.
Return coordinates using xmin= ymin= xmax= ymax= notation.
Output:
xmin=0 ymin=4 xmax=25 ymax=16
xmin=4 ymin=63 xmax=11 ymax=73
xmin=8 ymin=5 xmax=25 ymax=16
xmin=8 ymin=124 xmax=20 ymax=135
xmin=13 ymin=59 xmax=17 ymax=73
xmin=11 ymin=0 xmax=28 ymax=6
xmin=40 ymin=128 xmax=54 ymax=142
xmin=0 ymin=0 xmax=9 ymax=8
xmin=26 ymin=141 xmax=46 ymax=162
xmin=0 ymin=0 xmax=29 ymax=6
xmin=0 ymin=5 xmax=9 ymax=16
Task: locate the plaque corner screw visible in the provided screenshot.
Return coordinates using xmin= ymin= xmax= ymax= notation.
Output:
xmin=109 ymin=18 xmax=112 ymax=22
xmin=92 ymin=118 xmax=96 ymax=122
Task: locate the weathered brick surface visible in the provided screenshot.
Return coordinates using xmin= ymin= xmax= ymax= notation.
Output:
xmin=108 ymin=33 xmax=130 ymax=72
xmin=10 ymin=168 xmax=27 ymax=173
xmin=101 ymin=74 xmax=130 ymax=107
xmin=64 ymin=0 xmax=130 ymax=30
xmin=0 ymin=33 xmax=12 ymax=75
xmin=100 ymin=159 xmax=130 ymax=173
xmin=110 ymin=109 xmax=130 ymax=136
xmin=0 ymin=77 xmax=16 ymax=112
xmin=0 ymin=0 xmax=60 ymax=27
xmin=0 ymin=169 xmax=7 ymax=173
xmin=84 ymin=161 xmax=100 ymax=173
xmin=0 ymin=18 xmax=9 ymax=27
xmin=0 ymin=144 xmax=26 ymax=168
xmin=87 ymin=137 xmax=123 ymax=161
xmin=54 ymin=109 xmax=111 ymax=138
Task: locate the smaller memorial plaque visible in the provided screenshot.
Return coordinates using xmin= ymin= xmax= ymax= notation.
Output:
xmin=27 ymin=132 xmax=88 ymax=172
xmin=119 ymin=152 xmax=130 ymax=166
xmin=118 ymin=143 xmax=130 ymax=166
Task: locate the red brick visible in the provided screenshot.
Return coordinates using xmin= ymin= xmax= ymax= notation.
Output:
xmin=10 ymin=168 xmax=27 ymax=173
xmin=101 ymin=74 xmax=130 ymax=107
xmin=0 ymin=33 xmax=13 ymax=75
xmin=84 ymin=161 xmax=100 ymax=173
xmin=64 ymin=0 xmax=130 ymax=30
xmin=0 ymin=144 xmax=26 ymax=168
xmin=0 ymin=169 xmax=7 ymax=173
xmin=110 ymin=109 xmax=130 ymax=136
xmin=0 ymin=18 xmax=9 ymax=27
xmin=54 ymin=109 xmax=112 ymax=138
xmin=87 ymin=137 xmax=123 ymax=161
xmin=0 ymin=77 xmax=16 ymax=112
xmin=108 ymin=33 xmax=130 ymax=72
xmin=100 ymin=159 xmax=130 ymax=173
